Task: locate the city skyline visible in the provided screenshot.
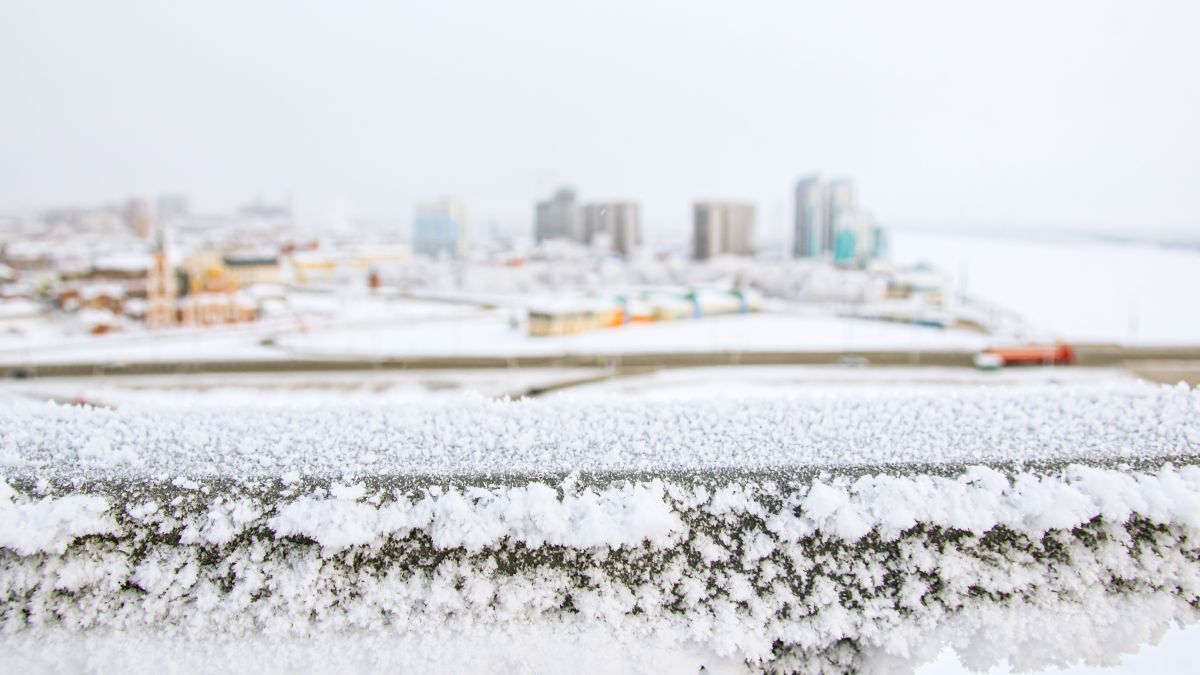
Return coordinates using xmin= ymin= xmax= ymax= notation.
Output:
xmin=1 ymin=1 xmax=1198 ymax=239
xmin=7 ymin=180 xmax=1198 ymax=254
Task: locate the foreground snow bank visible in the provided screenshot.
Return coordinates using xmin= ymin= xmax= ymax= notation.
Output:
xmin=1 ymin=387 xmax=1198 ymax=672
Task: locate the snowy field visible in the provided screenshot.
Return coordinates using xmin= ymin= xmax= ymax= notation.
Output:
xmin=0 ymin=318 xmax=291 ymax=365
xmin=277 ymin=311 xmax=988 ymax=359
xmin=2 ymin=385 xmax=1198 ymax=673
xmin=890 ymin=231 xmax=1200 ymax=345
xmin=0 ymin=305 xmax=989 ymax=367
xmin=549 ymin=365 xmax=1139 ymax=400
xmin=0 ymin=364 xmax=1141 ymax=409
xmin=0 ymin=368 xmax=606 ymax=407
xmin=0 ymin=298 xmax=490 ymax=366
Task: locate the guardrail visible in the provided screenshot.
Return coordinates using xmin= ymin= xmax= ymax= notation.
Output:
xmin=3 ymin=389 xmax=1198 ymax=672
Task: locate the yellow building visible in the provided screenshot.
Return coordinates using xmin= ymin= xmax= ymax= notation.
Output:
xmin=350 ymin=247 xmax=410 ymax=270
xmin=176 ymin=250 xmax=257 ymax=326
xmin=182 ymin=250 xmax=236 ymax=294
xmin=222 ymin=254 xmax=282 ymax=287
xmin=287 ymin=251 xmax=338 ymax=286
xmin=527 ymin=300 xmax=623 ymax=337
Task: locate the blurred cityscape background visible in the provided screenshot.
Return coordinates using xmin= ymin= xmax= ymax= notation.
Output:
xmin=0 ymin=0 xmax=1198 ymax=399
xmin=1 ymin=175 xmax=1197 ymax=384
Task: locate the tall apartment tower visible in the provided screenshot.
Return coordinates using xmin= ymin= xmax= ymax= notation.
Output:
xmin=832 ymin=211 xmax=880 ymax=267
xmin=692 ymin=202 xmax=756 ymax=260
xmin=534 ymin=188 xmax=583 ymax=243
xmin=413 ymin=197 xmax=468 ymax=259
xmin=824 ymin=179 xmax=855 ymax=252
xmin=582 ymin=202 xmax=641 ymax=257
xmin=793 ymin=176 xmax=826 ymax=258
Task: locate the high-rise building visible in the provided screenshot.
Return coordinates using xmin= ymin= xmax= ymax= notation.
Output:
xmin=825 ymin=179 xmax=855 ymax=251
xmin=534 ymin=188 xmax=582 ymax=243
xmin=832 ymin=210 xmax=879 ymax=267
xmin=833 ymin=227 xmax=857 ymax=265
xmin=582 ymin=202 xmax=641 ymax=257
xmin=792 ymin=174 xmax=887 ymax=267
xmin=871 ymin=225 xmax=889 ymax=260
xmin=692 ymin=202 xmax=755 ymax=260
xmin=854 ymin=213 xmax=876 ymax=262
xmin=793 ymin=176 xmax=826 ymax=258
xmin=413 ymin=197 xmax=468 ymax=259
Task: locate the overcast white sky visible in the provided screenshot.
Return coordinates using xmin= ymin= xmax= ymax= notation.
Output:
xmin=1 ymin=0 xmax=1198 ymax=239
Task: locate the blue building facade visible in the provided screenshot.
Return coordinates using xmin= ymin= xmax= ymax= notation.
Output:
xmin=413 ymin=198 xmax=467 ymax=259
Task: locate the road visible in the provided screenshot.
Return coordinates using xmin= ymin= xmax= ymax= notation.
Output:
xmin=5 ymin=344 xmax=1200 ymax=385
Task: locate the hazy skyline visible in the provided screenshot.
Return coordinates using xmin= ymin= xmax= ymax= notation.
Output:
xmin=1 ymin=0 xmax=1198 ymax=239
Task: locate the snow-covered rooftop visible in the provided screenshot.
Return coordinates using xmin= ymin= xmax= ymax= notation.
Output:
xmin=91 ymin=251 xmax=152 ymax=273
xmin=0 ymin=299 xmax=44 ymax=319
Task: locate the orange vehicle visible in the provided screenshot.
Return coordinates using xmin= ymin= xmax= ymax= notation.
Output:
xmin=976 ymin=344 xmax=1076 ymax=368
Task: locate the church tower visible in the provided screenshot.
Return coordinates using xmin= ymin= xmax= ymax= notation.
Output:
xmin=146 ymin=227 xmax=177 ymax=329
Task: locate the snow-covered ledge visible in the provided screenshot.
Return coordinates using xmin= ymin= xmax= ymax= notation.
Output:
xmin=1 ymin=385 xmax=1198 ymax=673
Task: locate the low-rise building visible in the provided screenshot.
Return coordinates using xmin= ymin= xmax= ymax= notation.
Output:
xmin=222 ymin=254 xmax=282 ymax=287
xmin=287 ymin=251 xmax=338 ymax=287
xmin=527 ymin=299 xmax=623 ymax=337
xmin=526 ymin=288 xmax=762 ymax=337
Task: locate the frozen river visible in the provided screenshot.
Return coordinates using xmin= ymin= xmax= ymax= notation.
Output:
xmin=890 ymin=230 xmax=1200 ymax=344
